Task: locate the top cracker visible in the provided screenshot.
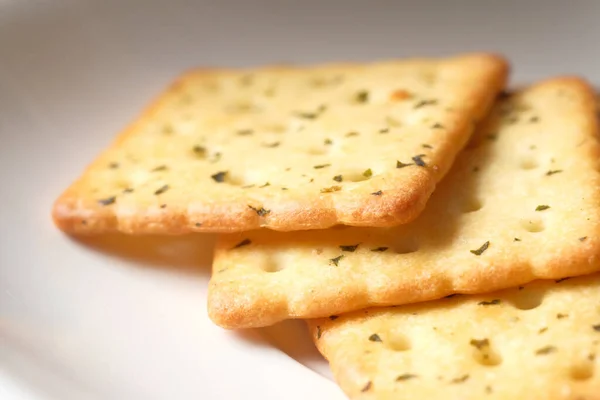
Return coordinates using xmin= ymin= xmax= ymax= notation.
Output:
xmin=53 ymin=54 xmax=507 ymax=234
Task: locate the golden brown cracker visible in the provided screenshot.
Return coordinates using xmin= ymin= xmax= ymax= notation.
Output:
xmin=209 ymin=77 xmax=600 ymax=328
xmin=308 ymin=274 xmax=600 ymax=400
xmin=52 ymin=54 xmax=507 ymax=234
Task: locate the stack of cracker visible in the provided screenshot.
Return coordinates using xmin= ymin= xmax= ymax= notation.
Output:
xmin=53 ymin=53 xmax=600 ymax=399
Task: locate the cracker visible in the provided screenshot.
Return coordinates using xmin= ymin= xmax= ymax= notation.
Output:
xmin=308 ymin=274 xmax=600 ymax=400
xmin=52 ymin=54 xmax=507 ymax=234
xmin=208 ymin=77 xmax=600 ymax=328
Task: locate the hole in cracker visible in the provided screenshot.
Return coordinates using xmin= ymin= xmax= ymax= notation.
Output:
xmin=305 ymin=147 xmax=328 ymax=156
xmin=507 ymin=288 xmax=545 ymax=310
xmin=519 ymin=156 xmax=539 ymax=170
xmin=385 ymin=329 xmax=411 ymax=352
xmin=570 ymin=360 xmax=594 ymax=381
xmin=470 ymin=339 xmax=502 ymax=367
xmin=461 ymin=197 xmax=483 ymax=213
xmin=344 ymin=170 xmax=374 ymax=183
xmin=263 ymin=259 xmax=284 ymax=273
xmin=521 ymin=218 xmax=545 ymax=233
xmin=392 ymin=237 xmax=420 ymax=255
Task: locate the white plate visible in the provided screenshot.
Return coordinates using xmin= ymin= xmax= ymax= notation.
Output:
xmin=2 ymin=1 xmax=600 ymax=399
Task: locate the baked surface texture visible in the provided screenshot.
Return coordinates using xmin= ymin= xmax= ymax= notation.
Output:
xmin=209 ymin=77 xmax=600 ymax=328
xmin=308 ymin=274 xmax=600 ymax=400
xmin=52 ymin=54 xmax=507 ymax=234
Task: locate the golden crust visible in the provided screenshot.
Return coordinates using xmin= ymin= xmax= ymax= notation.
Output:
xmin=208 ymin=77 xmax=600 ymax=328
xmin=52 ymin=54 xmax=508 ymax=234
xmin=308 ymin=273 xmax=600 ymax=400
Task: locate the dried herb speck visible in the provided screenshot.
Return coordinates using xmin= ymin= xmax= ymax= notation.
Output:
xmin=530 ymin=116 xmax=540 ymax=123
xmin=151 ymin=165 xmax=168 ymax=172
xmin=237 ymin=129 xmax=253 ymax=136
xmin=123 ymin=188 xmax=134 ymax=194
xmin=536 ymin=205 xmax=550 ymax=211
xmin=340 ymin=244 xmax=359 ymax=252
xmin=535 ymin=346 xmax=557 ymax=355
xmin=321 ymin=186 xmax=342 ymax=193
xmin=259 ymin=182 xmax=271 ymax=188
xmin=431 ymin=123 xmax=444 ymax=129
xmin=324 ymin=138 xmax=333 ymax=145
xmin=555 ymin=277 xmax=571 ymax=283
xmin=592 ymin=324 xmax=600 ymax=332
xmin=108 ymin=162 xmax=119 ymax=169
xmin=397 ymin=160 xmax=412 ymax=168
xmin=98 ymin=196 xmax=116 ymax=206
xmin=333 ymin=175 xmax=343 ymax=182
xmin=211 ymin=171 xmax=228 ymax=183
xmin=154 ymin=185 xmax=169 ymax=195
xmin=363 ymin=168 xmax=373 ymax=178
xmin=546 ymin=170 xmax=562 ymax=176
xmin=422 ymin=144 xmax=433 ymax=149
xmin=317 ymin=326 xmax=322 ymax=339
xmin=345 ymin=131 xmax=359 ymax=137
xmin=514 ymin=238 xmax=521 ymax=242
xmin=314 ymin=164 xmax=331 ymax=169
xmin=371 ymin=190 xmax=383 ymax=196
xmin=193 ymin=145 xmax=207 ymax=156
xmin=396 ymin=374 xmax=417 ymax=381
xmin=379 ymin=128 xmax=390 ymax=134
xmin=329 ymin=315 xmax=339 ymax=321
xmin=233 ymin=239 xmax=251 ymax=249
xmin=478 ymin=299 xmax=501 ymax=306
xmin=556 ymin=313 xmax=568 ymax=319
xmin=579 ymin=236 xmax=588 ymax=242
xmin=329 ymin=255 xmax=344 ymax=266
xmin=195 ymin=223 xmax=202 ymax=227
xmin=539 ymin=327 xmax=548 ymax=334
xmin=368 ymin=333 xmax=382 ymax=342
xmin=160 ymin=204 xmax=167 ymax=209
xmin=451 ymin=375 xmax=469 ymax=384
xmin=371 ymin=247 xmax=388 ymax=252
xmin=414 ymin=99 xmax=438 ymax=109
xmin=412 ymin=154 xmax=427 ymax=167
xmin=263 ymin=142 xmax=280 ymax=148
xmin=361 ymin=381 xmax=372 ymax=392
xmin=248 ymin=205 xmax=271 ymax=216
xmin=470 ymin=241 xmax=490 ymax=256
xmin=355 ymin=90 xmax=369 ymax=103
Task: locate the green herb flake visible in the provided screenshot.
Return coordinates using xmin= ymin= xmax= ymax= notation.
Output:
xmin=396 ymin=374 xmax=417 ymax=381
xmin=340 ymin=244 xmax=359 ymax=252
xmin=193 ymin=145 xmax=207 ymax=157
xmin=379 ymin=128 xmax=389 ymax=134
xmin=592 ymin=324 xmax=600 ymax=332
xmin=470 ymin=338 xmax=490 ymax=350
xmin=556 ymin=313 xmax=568 ymax=319
xmin=431 ymin=123 xmax=444 ymax=129
xmin=259 ymin=182 xmax=271 ymax=188
xmin=237 ymin=129 xmax=253 ymax=136
xmin=345 ymin=131 xmax=359 ymax=137
xmin=514 ymin=238 xmax=521 ymax=242
xmin=450 ymin=374 xmax=469 ymax=384
xmin=329 ymin=255 xmax=344 ymax=266
xmin=263 ymin=142 xmax=280 ymax=148
xmin=539 ymin=327 xmax=548 ymax=334
xmin=579 ymin=236 xmax=588 ymax=242
xmin=470 ymin=241 xmax=490 ymax=256
xmin=546 ymin=169 xmax=562 ymax=176
xmin=329 ymin=315 xmax=339 ymax=321
xmin=195 ymin=222 xmax=202 ymax=227
xmin=333 ymin=175 xmax=343 ymax=182
xmin=211 ymin=171 xmax=228 ymax=183
xmin=98 ymin=196 xmax=116 ymax=206
xmin=361 ymin=381 xmax=372 ymax=393
xmin=154 ymin=185 xmax=170 ymax=195
xmin=412 ymin=154 xmax=427 ymax=167
xmin=396 ymin=160 xmax=412 ymax=168
xmin=317 ymin=326 xmax=322 ymax=339
xmin=422 ymin=144 xmax=433 ymax=149
xmin=536 ymin=205 xmax=550 ymax=211
xmin=314 ymin=164 xmax=331 ymax=169
xmin=123 ymin=188 xmax=134 ymax=194
xmin=535 ymin=346 xmax=557 ymax=355
xmin=233 ymin=239 xmax=251 ymax=249
xmin=368 ymin=333 xmax=382 ymax=342
xmin=355 ymin=90 xmax=369 ymax=103
xmin=321 ymin=186 xmax=342 ymax=193
xmin=414 ymin=99 xmax=438 ymax=109
xmin=478 ymin=299 xmax=501 ymax=306
xmin=324 ymin=138 xmax=333 ymax=145
xmin=151 ymin=165 xmax=168 ymax=172
xmin=248 ymin=205 xmax=271 ymax=216
xmin=371 ymin=190 xmax=383 ymax=196
xmin=371 ymin=247 xmax=388 ymax=252
xmin=363 ymin=168 xmax=373 ymax=178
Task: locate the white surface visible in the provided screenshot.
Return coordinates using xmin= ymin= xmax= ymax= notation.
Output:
xmin=2 ymin=1 xmax=600 ymax=399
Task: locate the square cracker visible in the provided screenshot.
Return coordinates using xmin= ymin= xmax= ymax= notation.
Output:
xmin=209 ymin=77 xmax=600 ymax=329
xmin=308 ymin=274 xmax=600 ymax=400
xmin=52 ymin=54 xmax=507 ymax=234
